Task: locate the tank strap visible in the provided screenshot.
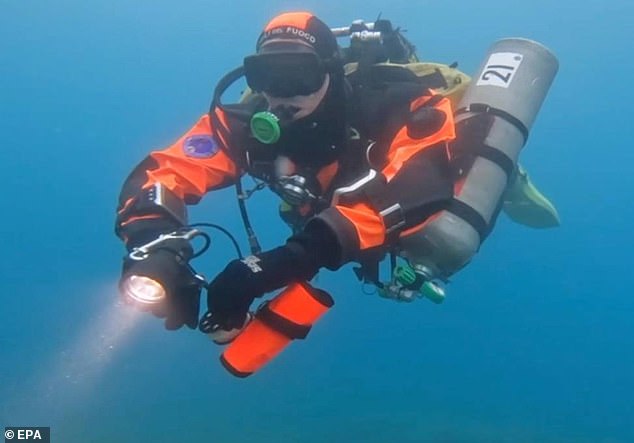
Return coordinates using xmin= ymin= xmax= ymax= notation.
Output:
xmin=455 ymin=103 xmax=529 ymax=145
xmin=446 ymin=198 xmax=489 ymax=242
xmin=255 ymin=302 xmax=312 ymax=340
xmin=475 ymin=144 xmax=516 ymax=180
xmin=452 ymin=113 xmax=516 ymax=182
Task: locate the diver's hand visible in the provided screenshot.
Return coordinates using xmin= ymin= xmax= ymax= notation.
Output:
xmin=121 ymin=238 xmax=201 ymax=330
xmin=199 ymin=244 xmax=320 ymax=332
xmin=199 ymin=219 xmax=340 ymax=334
xmin=200 ymin=256 xmax=272 ymax=332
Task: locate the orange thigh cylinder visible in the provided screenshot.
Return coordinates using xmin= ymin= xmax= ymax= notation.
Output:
xmin=221 ymin=282 xmax=334 ymax=377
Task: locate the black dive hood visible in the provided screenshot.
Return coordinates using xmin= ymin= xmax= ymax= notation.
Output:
xmin=209 ymin=65 xmax=348 ymax=168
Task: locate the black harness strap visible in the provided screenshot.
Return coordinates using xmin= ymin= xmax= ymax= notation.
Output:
xmin=353 ymin=257 xmax=383 ymax=287
xmin=417 ymin=69 xmax=449 ymax=91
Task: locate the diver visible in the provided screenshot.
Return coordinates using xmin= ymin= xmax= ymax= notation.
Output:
xmin=116 ymin=11 xmax=459 ymax=340
xmin=115 ymin=11 xmax=559 ymax=355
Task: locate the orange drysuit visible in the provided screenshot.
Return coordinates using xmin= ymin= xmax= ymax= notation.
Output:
xmin=116 ymin=76 xmax=455 ymax=270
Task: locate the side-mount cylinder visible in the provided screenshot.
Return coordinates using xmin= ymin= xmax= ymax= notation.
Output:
xmin=400 ymin=38 xmax=559 ymax=280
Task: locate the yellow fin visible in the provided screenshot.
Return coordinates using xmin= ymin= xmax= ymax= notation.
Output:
xmin=502 ymin=164 xmax=560 ymax=228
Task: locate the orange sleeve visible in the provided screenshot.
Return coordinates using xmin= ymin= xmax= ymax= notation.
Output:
xmin=143 ymin=113 xmax=240 ymax=201
xmin=115 ymin=111 xmax=242 ymax=242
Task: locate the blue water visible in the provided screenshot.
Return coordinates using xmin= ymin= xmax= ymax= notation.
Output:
xmin=2 ymin=0 xmax=633 ymax=442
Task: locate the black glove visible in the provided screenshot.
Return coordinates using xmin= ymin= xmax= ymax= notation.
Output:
xmin=199 ymin=247 xmax=305 ymax=331
xmin=120 ymin=220 xmax=201 ymax=330
xmin=199 ymin=216 xmax=342 ymax=332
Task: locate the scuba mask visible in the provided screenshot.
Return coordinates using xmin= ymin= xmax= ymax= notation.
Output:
xmin=244 ymin=52 xmax=328 ymax=98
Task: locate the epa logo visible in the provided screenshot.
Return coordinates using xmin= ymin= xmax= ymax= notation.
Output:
xmin=4 ymin=428 xmax=50 ymax=443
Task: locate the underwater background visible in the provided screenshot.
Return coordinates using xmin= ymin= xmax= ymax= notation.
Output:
xmin=1 ymin=0 xmax=633 ymax=442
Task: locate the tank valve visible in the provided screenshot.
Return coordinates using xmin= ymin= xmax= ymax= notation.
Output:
xmin=379 ymin=264 xmax=446 ymax=304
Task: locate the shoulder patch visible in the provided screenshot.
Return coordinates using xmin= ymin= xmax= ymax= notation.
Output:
xmin=183 ymin=134 xmax=219 ymax=158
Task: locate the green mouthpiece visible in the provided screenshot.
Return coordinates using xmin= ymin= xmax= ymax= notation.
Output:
xmin=250 ymin=111 xmax=281 ymax=144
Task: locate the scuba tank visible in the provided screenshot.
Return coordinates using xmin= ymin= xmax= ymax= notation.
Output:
xmin=331 ymin=26 xmax=559 ymax=301
xmin=398 ymin=38 xmax=559 ymax=282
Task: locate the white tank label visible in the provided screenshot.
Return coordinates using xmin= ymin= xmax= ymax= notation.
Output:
xmin=476 ymin=52 xmax=523 ymax=88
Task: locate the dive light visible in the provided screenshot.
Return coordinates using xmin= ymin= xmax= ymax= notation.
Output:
xmin=120 ymin=275 xmax=167 ymax=305
xmin=119 ymin=228 xmax=205 ymax=306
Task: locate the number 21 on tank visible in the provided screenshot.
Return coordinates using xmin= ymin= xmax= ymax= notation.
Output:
xmin=476 ymin=52 xmax=523 ymax=88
